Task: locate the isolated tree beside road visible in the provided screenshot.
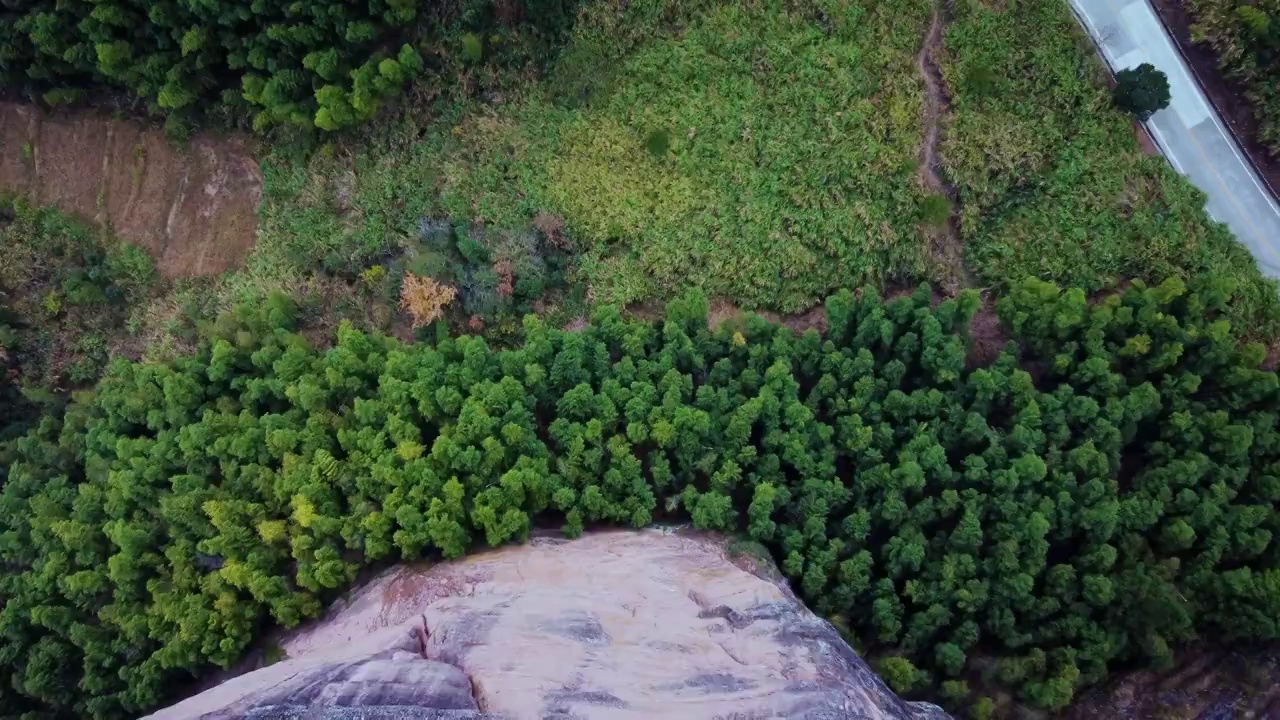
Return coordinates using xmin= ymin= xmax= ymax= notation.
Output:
xmin=1113 ymin=63 xmax=1172 ymax=120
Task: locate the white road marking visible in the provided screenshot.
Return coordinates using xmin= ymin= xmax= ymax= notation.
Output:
xmin=1146 ymin=121 xmax=1185 ymax=174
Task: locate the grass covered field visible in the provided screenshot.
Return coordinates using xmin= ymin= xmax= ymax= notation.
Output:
xmin=243 ymin=0 xmax=1278 ymax=328
xmin=257 ymin=0 xmax=939 ymax=314
xmin=942 ymin=0 xmax=1276 ymax=321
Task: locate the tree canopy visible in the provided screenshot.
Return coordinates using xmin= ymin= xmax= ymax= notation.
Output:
xmin=1112 ymin=62 xmax=1173 ymax=121
xmin=3 ymin=277 xmax=1280 ymax=718
xmin=1 ymin=0 xmax=434 ymax=131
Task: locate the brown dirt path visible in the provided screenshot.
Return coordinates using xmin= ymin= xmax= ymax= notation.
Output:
xmin=915 ymin=8 xmax=975 ymax=293
xmin=0 ymin=102 xmax=260 ymax=278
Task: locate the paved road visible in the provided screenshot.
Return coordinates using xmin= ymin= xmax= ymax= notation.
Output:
xmin=1069 ymin=0 xmax=1280 ymax=278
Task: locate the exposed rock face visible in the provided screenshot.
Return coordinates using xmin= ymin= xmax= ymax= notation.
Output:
xmin=147 ymin=530 xmax=950 ymax=720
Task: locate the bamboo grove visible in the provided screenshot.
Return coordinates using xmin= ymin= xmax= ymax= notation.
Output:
xmin=3 ymin=278 xmax=1280 ymax=718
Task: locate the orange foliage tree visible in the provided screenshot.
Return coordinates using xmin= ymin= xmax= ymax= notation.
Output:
xmin=399 ymin=273 xmax=457 ymax=327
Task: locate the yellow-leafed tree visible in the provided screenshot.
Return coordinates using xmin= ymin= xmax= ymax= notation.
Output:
xmin=399 ymin=273 xmax=457 ymax=327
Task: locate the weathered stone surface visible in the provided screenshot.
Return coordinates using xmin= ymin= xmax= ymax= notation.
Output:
xmin=147 ymin=530 xmax=950 ymax=720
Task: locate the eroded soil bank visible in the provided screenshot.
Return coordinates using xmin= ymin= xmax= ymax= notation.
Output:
xmin=0 ymin=102 xmax=260 ymax=278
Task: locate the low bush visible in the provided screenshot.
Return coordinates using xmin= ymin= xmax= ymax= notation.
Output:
xmin=919 ymin=194 xmax=952 ymax=227
xmin=5 ymin=276 xmax=1280 ymax=718
xmin=0 ymin=201 xmax=156 ymax=389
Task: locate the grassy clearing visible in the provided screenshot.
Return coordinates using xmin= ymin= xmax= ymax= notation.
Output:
xmin=941 ymin=0 xmax=1279 ymax=330
xmin=243 ymin=0 xmax=1278 ymax=331
xmin=538 ymin=0 xmax=937 ymax=310
xmin=257 ymin=0 xmax=941 ymax=313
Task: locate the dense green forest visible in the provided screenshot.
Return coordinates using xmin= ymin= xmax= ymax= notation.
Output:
xmin=0 ymin=0 xmax=579 ymax=133
xmin=5 ymin=0 xmax=1280 ymax=716
xmin=4 ymin=276 xmax=1280 ymax=718
xmin=1187 ymin=0 xmax=1280 ymax=155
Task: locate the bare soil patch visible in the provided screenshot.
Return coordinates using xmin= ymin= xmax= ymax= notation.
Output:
xmin=1262 ymin=339 xmax=1280 ymax=371
xmin=967 ymin=298 xmax=1006 ymax=368
xmin=620 ymin=298 xmax=828 ymax=335
xmin=706 ymin=298 xmax=828 ymax=334
xmin=1149 ymin=0 xmax=1280 ymax=199
xmin=916 ymin=8 xmax=974 ymax=292
xmin=0 ymin=102 xmax=261 ymax=278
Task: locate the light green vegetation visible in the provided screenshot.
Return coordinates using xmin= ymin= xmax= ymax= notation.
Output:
xmin=246 ymin=0 xmax=1278 ymax=333
xmin=0 ymin=200 xmax=156 ymax=388
xmin=941 ymin=0 xmax=1278 ymax=329
xmin=258 ymin=0 xmax=943 ymax=313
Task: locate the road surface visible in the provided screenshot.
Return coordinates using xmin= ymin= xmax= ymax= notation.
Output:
xmin=1069 ymin=0 xmax=1280 ymax=278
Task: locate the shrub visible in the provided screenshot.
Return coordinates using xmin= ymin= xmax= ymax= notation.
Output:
xmin=41 ymin=290 xmax=62 ymax=317
xmin=399 ymin=273 xmax=457 ymax=327
xmin=360 ymin=265 xmax=388 ymax=290
xmin=162 ymin=115 xmax=192 ymax=143
xmin=105 ymin=242 xmax=156 ymax=301
xmin=940 ymin=680 xmax=971 ymax=703
xmin=877 ymin=657 xmax=926 ymax=694
xmin=461 ymin=33 xmax=486 ymax=64
xmin=1112 ymin=63 xmax=1172 ymax=120
xmin=66 ymin=335 xmax=109 ymax=382
xmin=965 ymin=65 xmax=998 ymax=97
xmin=391 ymin=222 xmax=574 ymax=331
xmin=41 ymin=88 xmax=83 ymax=106
xmin=644 ymin=128 xmax=671 ymax=158
xmin=971 ymin=697 xmax=997 ymax=720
